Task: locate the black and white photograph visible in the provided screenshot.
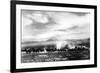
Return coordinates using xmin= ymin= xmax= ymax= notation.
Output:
xmin=21 ymin=10 xmax=90 ymax=63
xmin=11 ymin=1 xmax=97 ymax=72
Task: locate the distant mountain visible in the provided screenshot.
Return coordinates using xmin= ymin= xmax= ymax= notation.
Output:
xmin=22 ymin=38 xmax=90 ymax=48
xmin=46 ymin=38 xmax=90 ymax=42
xmin=22 ymin=38 xmax=90 ymax=43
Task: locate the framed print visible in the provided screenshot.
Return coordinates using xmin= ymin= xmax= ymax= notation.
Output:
xmin=10 ymin=0 xmax=97 ymax=73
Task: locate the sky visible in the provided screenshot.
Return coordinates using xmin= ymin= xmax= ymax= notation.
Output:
xmin=22 ymin=10 xmax=90 ymax=42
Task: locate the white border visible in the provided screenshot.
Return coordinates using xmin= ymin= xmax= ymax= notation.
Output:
xmin=16 ymin=4 xmax=94 ymax=69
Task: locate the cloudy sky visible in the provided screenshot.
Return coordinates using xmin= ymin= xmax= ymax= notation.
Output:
xmin=22 ymin=10 xmax=90 ymax=42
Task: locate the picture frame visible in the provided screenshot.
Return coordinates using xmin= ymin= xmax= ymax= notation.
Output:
xmin=10 ymin=0 xmax=97 ymax=73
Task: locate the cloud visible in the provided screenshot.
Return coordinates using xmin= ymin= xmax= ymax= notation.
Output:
xmin=31 ymin=12 xmax=49 ymax=23
xmin=22 ymin=10 xmax=90 ymax=42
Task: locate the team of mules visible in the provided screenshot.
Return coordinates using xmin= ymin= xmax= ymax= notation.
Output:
xmin=23 ymin=45 xmax=68 ymax=54
xmin=22 ymin=44 xmax=88 ymax=54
